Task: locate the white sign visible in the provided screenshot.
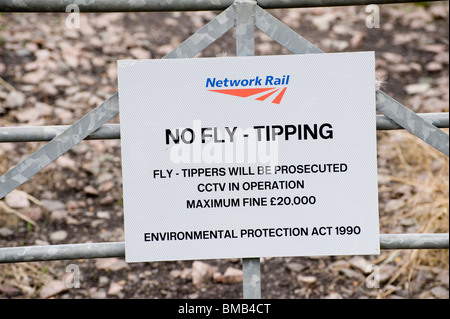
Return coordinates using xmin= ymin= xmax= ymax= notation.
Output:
xmin=117 ymin=53 xmax=380 ymax=263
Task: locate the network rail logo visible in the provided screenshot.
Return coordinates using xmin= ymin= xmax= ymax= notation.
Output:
xmin=206 ymin=75 xmax=290 ymax=104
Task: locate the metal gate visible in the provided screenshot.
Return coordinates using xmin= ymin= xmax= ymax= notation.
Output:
xmin=0 ymin=0 xmax=448 ymax=299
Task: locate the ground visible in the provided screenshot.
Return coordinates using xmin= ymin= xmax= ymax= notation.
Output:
xmin=0 ymin=2 xmax=448 ymax=299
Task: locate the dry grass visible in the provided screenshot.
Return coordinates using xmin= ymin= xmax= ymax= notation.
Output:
xmin=0 ymin=262 xmax=57 ymax=298
xmin=376 ymin=128 xmax=449 ymax=298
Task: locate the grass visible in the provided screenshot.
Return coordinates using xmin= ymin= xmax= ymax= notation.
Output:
xmin=375 ymin=128 xmax=449 ymax=298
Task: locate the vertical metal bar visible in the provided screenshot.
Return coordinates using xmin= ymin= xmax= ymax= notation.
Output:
xmin=234 ymin=0 xmax=256 ymax=56
xmin=233 ymin=0 xmax=261 ymax=299
xmin=242 ymin=257 xmax=262 ymax=298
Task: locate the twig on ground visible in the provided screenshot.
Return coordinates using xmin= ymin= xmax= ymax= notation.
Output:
xmin=0 ymin=201 xmax=38 ymax=228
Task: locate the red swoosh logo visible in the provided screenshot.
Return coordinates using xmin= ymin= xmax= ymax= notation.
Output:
xmin=209 ymin=87 xmax=287 ymax=104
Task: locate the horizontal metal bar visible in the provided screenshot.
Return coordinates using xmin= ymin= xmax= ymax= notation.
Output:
xmin=380 ymin=233 xmax=449 ymax=250
xmin=0 ymin=113 xmax=447 ymax=143
xmin=0 ymin=124 xmax=121 ymax=143
xmin=0 ymin=242 xmax=125 ymax=264
xmin=258 ymin=0 xmax=444 ymax=9
xmin=0 ymin=0 xmax=442 ymax=12
xmin=0 ymin=234 xmax=447 ymax=263
xmin=0 ymin=0 xmax=233 ymax=12
xmin=376 ymin=112 xmax=449 ymax=131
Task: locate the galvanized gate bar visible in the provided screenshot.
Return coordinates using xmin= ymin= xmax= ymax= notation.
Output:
xmin=0 ymin=93 xmax=119 ymax=199
xmin=242 ymin=257 xmax=262 ymax=298
xmin=233 ymin=0 xmax=262 ymax=300
xmin=1 ymin=113 xmax=448 ymax=143
xmin=254 ymin=5 xmax=450 ymax=157
xmin=376 ymin=112 xmax=449 ymax=131
xmin=380 ymin=233 xmax=450 ymax=250
xmin=0 ymin=242 xmax=126 ymax=263
xmin=234 ymin=0 xmax=256 ymax=57
xmin=255 ymin=6 xmax=322 ymax=54
xmin=164 ymin=5 xmax=234 ymax=59
xmin=375 ymin=90 xmax=449 ymax=156
xmin=0 ymin=0 xmax=442 ymax=12
xmin=0 ymin=234 xmax=448 ymax=264
xmin=257 ymin=0 xmax=444 ymax=9
xmin=0 ymin=124 xmax=122 ymax=143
